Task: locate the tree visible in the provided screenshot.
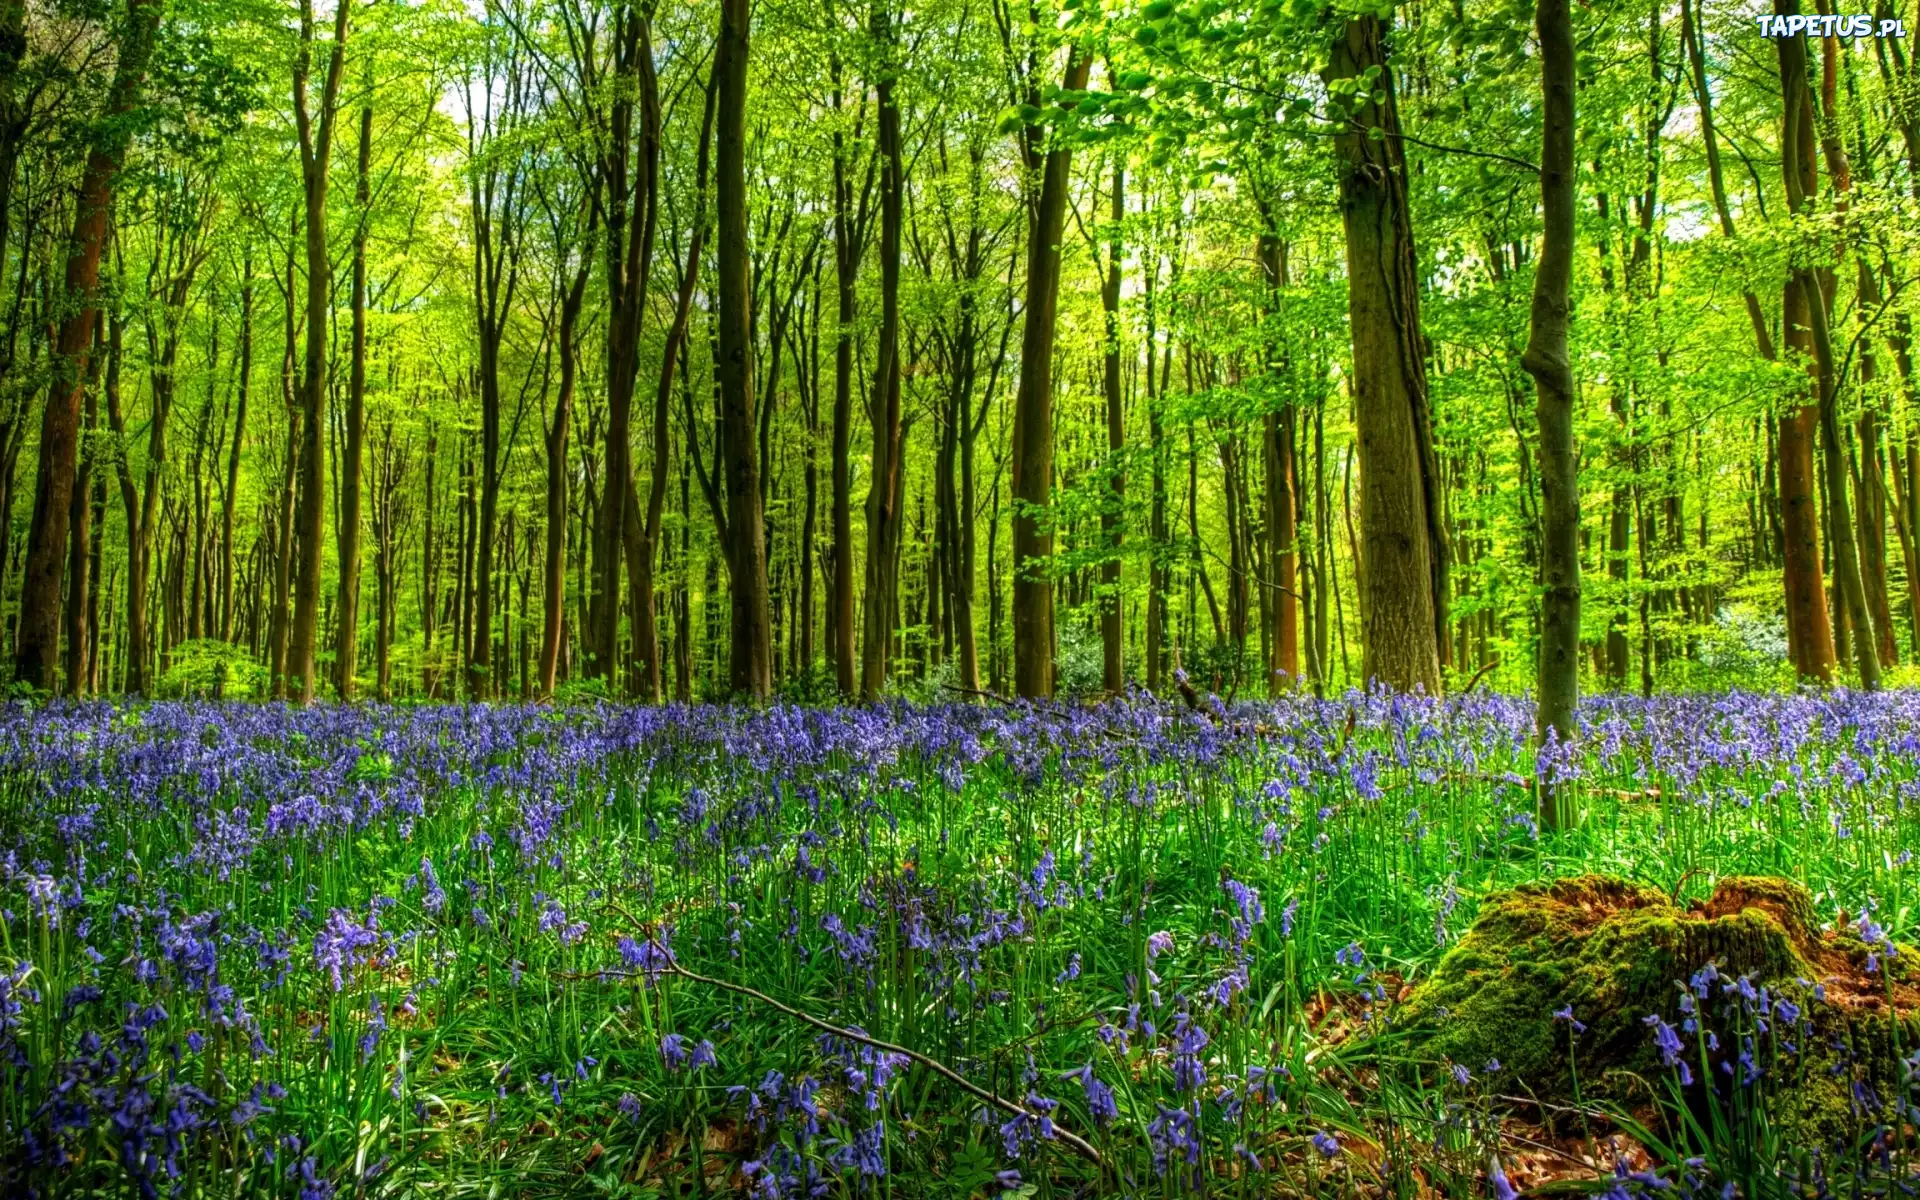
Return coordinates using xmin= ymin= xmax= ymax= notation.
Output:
xmin=15 ymin=0 xmax=164 ymax=692
xmin=1322 ymin=14 xmax=1448 ymax=695
xmin=860 ymin=0 xmax=906 ymax=700
xmin=288 ymin=0 xmax=352 ymax=703
xmin=335 ymin=91 xmax=371 ymax=699
xmin=1009 ymin=42 xmax=1091 ymax=701
xmin=1524 ymin=0 xmax=1579 ymax=826
xmin=714 ymin=0 xmax=772 ymax=698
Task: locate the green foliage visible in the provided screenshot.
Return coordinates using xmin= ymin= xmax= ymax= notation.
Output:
xmin=158 ymin=639 xmax=269 ymax=699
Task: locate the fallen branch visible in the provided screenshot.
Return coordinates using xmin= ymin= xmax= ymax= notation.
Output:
xmin=582 ymin=904 xmax=1103 ymax=1165
xmin=942 ymin=683 xmax=1014 ymax=706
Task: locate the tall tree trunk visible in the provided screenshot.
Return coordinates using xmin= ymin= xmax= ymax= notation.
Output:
xmin=269 ymin=232 xmax=299 ymax=696
xmin=540 ymin=207 xmax=594 ymax=698
xmin=64 ymin=317 xmax=105 ymax=694
xmin=15 ymin=0 xmax=162 ymax=691
xmin=1145 ymin=255 xmax=1169 ymax=692
xmin=1010 ymin=45 xmax=1092 ymax=699
xmin=1256 ymin=229 xmax=1298 ymax=689
xmin=336 ymin=99 xmax=371 ymax=699
xmin=828 ymin=58 xmax=869 ymax=698
xmin=1524 ymin=0 xmax=1581 ymax=827
xmin=289 ymin=0 xmax=351 ymax=703
xmin=581 ymin=14 xmax=658 ymax=687
xmin=861 ymin=6 xmax=906 ymax=700
xmin=715 ymin=0 xmax=772 ymax=698
xmin=1323 ymin=15 xmax=1448 ymax=695
xmin=420 ymin=424 xmax=439 ymax=695
xmin=1778 ymin=0 xmax=1878 ymax=688
xmin=221 ymin=250 xmax=252 ymax=641
xmin=638 ymin=76 xmax=714 ymax=703
xmin=1099 ymin=155 xmax=1126 ymax=695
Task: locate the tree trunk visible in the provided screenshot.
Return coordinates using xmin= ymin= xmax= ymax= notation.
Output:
xmin=336 ymin=100 xmax=371 ymax=699
xmin=1324 ymin=15 xmax=1447 ymax=695
xmin=1099 ymin=155 xmax=1126 ymax=695
xmin=221 ymin=251 xmax=252 ymax=642
xmin=828 ymin=59 xmax=869 ymax=698
xmin=715 ymin=0 xmax=772 ymax=698
xmin=540 ymin=206 xmax=594 ymax=698
xmin=861 ymin=6 xmax=906 ymax=700
xmin=1777 ymin=1 xmax=1877 ymax=688
xmin=64 ymin=317 xmax=105 ymax=695
xmin=638 ymin=78 xmax=714 ymax=703
xmin=289 ymin=0 xmax=352 ymax=703
xmin=1010 ymin=45 xmax=1092 ymax=699
xmin=15 ymin=0 xmax=162 ymax=691
xmin=1524 ymin=0 xmax=1581 ymax=827
xmin=590 ymin=10 xmax=661 ymax=686
xmin=1256 ymin=230 xmax=1298 ymax=690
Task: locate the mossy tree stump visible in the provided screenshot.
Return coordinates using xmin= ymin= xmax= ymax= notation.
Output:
xmin=1398 ymin=874 xmax=1919 ymax=1139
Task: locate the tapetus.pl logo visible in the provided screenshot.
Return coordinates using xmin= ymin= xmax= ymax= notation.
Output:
xmin=1752 ymin=12 xmax=1910 ymax=37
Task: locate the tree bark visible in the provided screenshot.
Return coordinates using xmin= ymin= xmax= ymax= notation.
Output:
xmin=15 ymin=0 xmax=163 ymax=691
xmin=1010 ymin=45 xmax=1091 ymax=699
xmin=714 ymin=0 xmax=772 ymax=698
xmin=1323 ymin=15 xmax=1447 ymax=695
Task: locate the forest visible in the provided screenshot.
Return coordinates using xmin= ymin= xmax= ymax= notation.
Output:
xmin=9 ymin=1 xmax=1920 ymax=1196
xmin=4 ymin=0 xmax=1913 ymax=710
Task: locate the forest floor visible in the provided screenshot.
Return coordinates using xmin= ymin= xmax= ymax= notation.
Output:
xmin=2 ymin=690 xmax=1917 ymax=1196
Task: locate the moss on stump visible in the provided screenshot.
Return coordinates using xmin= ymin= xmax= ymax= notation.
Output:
xmin=1399 ymin=873 xmax=1920 ymax=1136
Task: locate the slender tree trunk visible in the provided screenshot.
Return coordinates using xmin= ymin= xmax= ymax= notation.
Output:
xmin=827 ymin=59 xmax=868 ymax=698
xmin=1010 ymin=45 xmax=1092 ymax=699
xmin=221 ymin=251 xmax=252 ymax=641
xmin=64 ymin=317 xmax=105 ymax=694
xmin=1256 ymin=230 xmax=1298 ymax=690
xmin=638 ymin=79 xmax=714 ymax=704
xmin=1099 ymin=155 xmax=1127 ymax=695
xmin=15 ymin=0 xmax=162 ymax=691
xmin=1324 ymin=15 xmax=1448 ymax=694
xmin=336 ymin=99 xmax=371 ymax=699
xmin=1778 ymin=0 xmax=1877 ymax=688
xmin=715 ymin=0 xmax=772 ymax=698
xmin=289 ymin=0 xmax=351 ymax=703
xmin=861 ymin=7 xmax=907 ymax=700
xmin=1524 ymin=0 xmax=1581 ymax=826
xmin=540 ymin=218 xmax=593 ymax=698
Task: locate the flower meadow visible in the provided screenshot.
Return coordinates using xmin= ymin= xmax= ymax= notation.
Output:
xmin=3 ymin=691 xmax=1920 ymax=1198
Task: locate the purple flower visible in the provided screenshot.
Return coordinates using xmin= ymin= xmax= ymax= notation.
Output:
xmin=1643 ymin=1013 xmax=1684 ymax=1066
xmin=1489 ymin=1161 xmax=1519 ymax=1200
xmin=1068 ymin=1063 xmax=1117 ymax=1125
xmin=661 ymin=1034 xmax=689 ymax=1070
xmin=1312 ymin=1129 xmax=1340 ymax=1158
